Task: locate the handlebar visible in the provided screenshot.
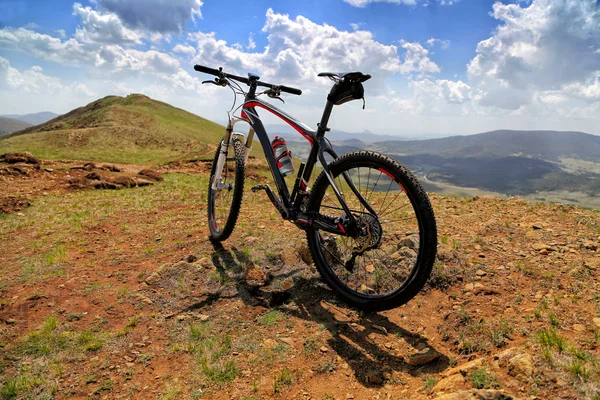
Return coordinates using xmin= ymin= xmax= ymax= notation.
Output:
xmin=193 ymin=64 xmax=302 ymax=96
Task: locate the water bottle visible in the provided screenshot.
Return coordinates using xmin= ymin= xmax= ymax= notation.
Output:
xmin=272 ymin=136 xmax=294 ymax=177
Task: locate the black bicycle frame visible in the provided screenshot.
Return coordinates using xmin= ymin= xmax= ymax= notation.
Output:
xmin=234 ymin=89 xmax=377 ymax=236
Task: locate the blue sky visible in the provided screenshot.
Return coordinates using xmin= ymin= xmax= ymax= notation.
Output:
xmin=0 ymin=0 xmax=599 ymax=136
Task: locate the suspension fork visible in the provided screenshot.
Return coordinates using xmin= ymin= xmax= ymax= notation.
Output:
xmin=211 ymin=125 xmax=234 ymax=190
xmin=212 ymin=118 xmax=255 ymax=190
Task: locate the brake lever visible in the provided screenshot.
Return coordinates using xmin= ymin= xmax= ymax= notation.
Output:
xmin=265 ymin=87 xmax=285 ymax=103
xmin=202 ymin=78 xmax=228 ymax=87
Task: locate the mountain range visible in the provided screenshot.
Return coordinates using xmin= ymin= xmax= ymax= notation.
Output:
xmin=0 ymin=112 xmax=59 ymax=126
xmin=0 ymin=117 xmax=32 ymax=137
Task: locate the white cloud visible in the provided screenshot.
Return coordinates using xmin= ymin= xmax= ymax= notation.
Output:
xmin=23 ymin=22 xmax=41 ymax=30
xmin=0 ymin=56 xmax=62 ymax=94
xmin=468 ymin=0 xmax=600 ymax=110
xmin=390 ymin=78 xmax=472 ymax=114
xmin=426 ymin=37 xmax=450 ymax=49
xmin=55 ymin=29 xmax=67 ymax=38
xmin=95 ymin=46 xmax=180 ymax=74
xmin=399 ymin=41 xmax=440 ymax=76
xmin=0 ymin=25 xmax=182 ymax=79
xmin=73 ymin=3 xmax=143 ymax=45
xmin=0 ymin=28 xmax=93 ymax=65
xmin=98 ymin=0 xmax=203 ymax=33
xmin=69 ymin=82 xmax=97 ymax=97
xmin=188 ymin=8 xmax=438 ymax=92
xmin=545 ymin=73 xmax=600 ymax=103
xmin=437 ymin=79 xmax=471 ymax=104
xmin=247 ymin=33 xmax=256 ymax=51
xmin=172 ymin=43 xmax=196 ymax=56
xmin=350 ymin=22 xmax=365 ymax=31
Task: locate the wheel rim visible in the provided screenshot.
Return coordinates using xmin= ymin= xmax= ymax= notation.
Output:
xmin=314 ymin=164 xmax=422 ymax=297
xmin=209 ymin=146 xmax=236 ymax=234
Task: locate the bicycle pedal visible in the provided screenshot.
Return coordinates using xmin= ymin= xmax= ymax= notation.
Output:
xmin=251 ymin=184 xmax=266 ymax=192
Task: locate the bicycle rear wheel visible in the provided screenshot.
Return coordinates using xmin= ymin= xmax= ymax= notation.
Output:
xmin=207 ymin=137 xmax=245 ymax=241
xmin=306 ymin=151 xmax=437 ymax=312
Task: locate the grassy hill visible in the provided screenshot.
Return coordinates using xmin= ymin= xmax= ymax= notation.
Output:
xmin=0 ymin=94 xmax=226 ymax=165
xmin=0 ymin=117 xmax=32 ymax=137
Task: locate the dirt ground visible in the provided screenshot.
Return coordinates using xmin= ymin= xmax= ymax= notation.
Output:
xmin=1 ymin=156 xmax=600 ymax=400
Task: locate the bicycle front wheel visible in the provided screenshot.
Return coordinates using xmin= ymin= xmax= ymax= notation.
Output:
xmin=306 ymin=151 xmax=437 ymax=312
xmin=207 ymin=136 xmax=245 ymax=241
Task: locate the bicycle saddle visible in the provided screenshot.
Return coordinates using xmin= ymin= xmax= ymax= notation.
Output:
xmin=318 ymin=72 xmax=371 ymax=83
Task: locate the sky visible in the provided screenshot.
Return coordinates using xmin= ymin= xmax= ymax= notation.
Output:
xmin=0 ymin=0 xmax=599 ymax=137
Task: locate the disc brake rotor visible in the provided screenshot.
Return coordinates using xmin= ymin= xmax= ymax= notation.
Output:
xmin=344 ymin=213 xmax=382 ymax=272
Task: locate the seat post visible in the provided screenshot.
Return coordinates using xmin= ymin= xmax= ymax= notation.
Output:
xmin=317 ymin=100 xmax=334 ymax=137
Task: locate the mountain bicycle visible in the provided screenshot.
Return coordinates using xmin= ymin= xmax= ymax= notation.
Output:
xmin=193 ymin=64 xmax=437 ymax=311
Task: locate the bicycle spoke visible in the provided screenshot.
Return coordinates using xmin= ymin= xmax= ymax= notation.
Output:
xmin=380 ymin=202 xmax=412 ymax=217
xmin=377 ymin=179 xmax=394 ymax=216
xmin=378 ymin=191 xmax=405 ymax=216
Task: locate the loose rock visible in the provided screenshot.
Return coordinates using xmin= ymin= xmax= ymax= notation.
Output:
xmin=442 ymin=358 xmax=485 ymax=378
xmin=407 ymin=348 xmax=439 ymax=366
xmin=138 ymin=169 xmax=163 ymax=181
xmin=507 ymin=353 xmax=533 ymax=380
xmin=434 ymin=374 xmax=466 ymax=393
xmin=399 ymin=236 xmax=419 ymax=250
xmin=0 ymin=152 xmax=40 ymax=165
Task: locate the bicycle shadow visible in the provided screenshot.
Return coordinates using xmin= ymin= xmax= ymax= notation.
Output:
xmin=198 ymin=239 xmax=451 ymax=387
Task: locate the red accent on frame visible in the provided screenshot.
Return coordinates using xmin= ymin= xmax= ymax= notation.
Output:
xmin=337 ymin=223 xmax=346 ymax=234
xmin=240 ymin=111 xmax=249 ymax=120
xmin=244 ymin=101 xmax=315 ymax=145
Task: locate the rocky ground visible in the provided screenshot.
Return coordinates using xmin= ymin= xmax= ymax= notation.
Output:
xmin=1 ymin=154 xmax=599 ymax=399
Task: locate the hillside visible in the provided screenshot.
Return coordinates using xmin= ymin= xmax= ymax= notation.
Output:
xmin=0 ymin=111 xmax=59 ymax=126
xmin=0 ymin=117 xmax=32 ymax=137
xmin=0 ymin=94 xmax=226 ymax=164
xmin=1 ymin=154 xmax=599 ymax=399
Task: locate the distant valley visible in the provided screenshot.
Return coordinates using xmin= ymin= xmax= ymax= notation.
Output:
xmin=287 ymin=130 xmax=600 ymax=208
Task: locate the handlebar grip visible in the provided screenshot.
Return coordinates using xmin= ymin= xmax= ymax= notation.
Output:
xmin=279 ymin=85 xmax=302 ymax=96
xmin=194 ymin=64 xmax=221 ymax=76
